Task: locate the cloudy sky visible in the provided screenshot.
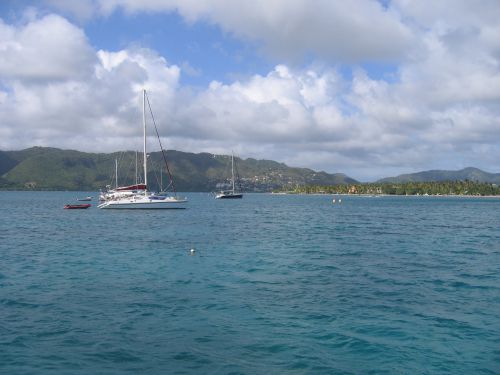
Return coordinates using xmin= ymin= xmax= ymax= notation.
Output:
xmin=0 ymin=0 xmax=499 ymax=181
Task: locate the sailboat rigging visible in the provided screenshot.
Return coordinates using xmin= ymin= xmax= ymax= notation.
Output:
xmin=215 ymin=152 xmax=243 ymax=199
xmin=98 ymin=89 xmax=187 ymax=209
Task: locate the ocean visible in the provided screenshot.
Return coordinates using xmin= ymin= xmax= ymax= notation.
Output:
xmin=1 ymin=191 xmax=499 ymax=374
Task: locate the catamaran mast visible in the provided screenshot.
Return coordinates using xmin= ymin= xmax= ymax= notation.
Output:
xmin=115 ymin=159 xmax=118 ymax=189
xmin=135 ymin=150 xmax=138 ymax=186
xmin=143 ymin=89 xmax=147 ymax=193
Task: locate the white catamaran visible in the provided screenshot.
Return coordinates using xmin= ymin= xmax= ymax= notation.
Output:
xmin=98 ymin=89 xmax=187 ymax=209
xmin=215 ymin=152 xmax=243 ymax=199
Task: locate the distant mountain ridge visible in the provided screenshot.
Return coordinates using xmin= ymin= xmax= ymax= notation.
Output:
xmin=377 ymin=167 xmax=500 ymax=184
xmin=0 ymin=147 xmax=357 ymax=191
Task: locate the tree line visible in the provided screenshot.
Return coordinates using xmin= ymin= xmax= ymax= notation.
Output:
xmin=279 ymin=180 xmax=500 ymax=196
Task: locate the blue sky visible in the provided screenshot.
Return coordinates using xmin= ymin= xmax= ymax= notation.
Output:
xmin=83 ymin=9 xmax=273 ymax=87
xmin=0 ymin=1 xmax=499 ymax=181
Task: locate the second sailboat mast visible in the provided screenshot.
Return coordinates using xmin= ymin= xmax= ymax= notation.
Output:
xmin=143 ymin=89 xmax=147 ymax=192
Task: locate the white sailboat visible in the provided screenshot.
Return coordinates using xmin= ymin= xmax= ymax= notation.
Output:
xmin=98 ymin=157 xmax=147 ymax=202
xmin=98 ymin=89 xmax=187 ymax=209
xmin=215 ymin=152 xmax=243 ymax=199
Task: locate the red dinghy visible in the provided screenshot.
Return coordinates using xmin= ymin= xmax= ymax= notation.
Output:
xmin=64 ymin=204 xmax=91 ymax=209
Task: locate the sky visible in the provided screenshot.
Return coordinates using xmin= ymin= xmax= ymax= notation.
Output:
xmin=0 ymin=1 xmax=499 ymax=181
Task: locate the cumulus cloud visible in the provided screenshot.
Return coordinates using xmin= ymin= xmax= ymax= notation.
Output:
xmin=55 ymin=0 xmax=415 ymax=63
xmin=170 ymin=65 xmax=348 ymax=144
xmin=0 ymin=14 xmax=96 ymax=81
xmin=0 ymin=14 xmax=180 ymax=152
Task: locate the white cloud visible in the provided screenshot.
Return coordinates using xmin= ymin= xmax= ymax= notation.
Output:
xmin=0 ymin=14 xmax=96 ymax=81
xmin=0 ymin=14 xmax=181 ymax=153
xmin=73 ymin=0 xmax=416 ymax=63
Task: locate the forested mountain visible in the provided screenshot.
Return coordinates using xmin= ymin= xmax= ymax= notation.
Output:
xmin=0 ymin=147 xmax=357 ymax=191
xmin=377 ymin=167 xmax=500 ymax=184
xmin=3 ymin=147 xmax=497 ymax=192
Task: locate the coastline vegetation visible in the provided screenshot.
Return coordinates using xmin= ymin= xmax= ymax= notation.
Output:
xmin=276 ymin=180 xmax=500 ymax=196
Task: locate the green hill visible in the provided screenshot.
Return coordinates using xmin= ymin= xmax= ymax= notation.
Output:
xmin=377 ymin=167 xmax=500 ymax=184
xmin=0 ymin=147 xmax=357 ymax=191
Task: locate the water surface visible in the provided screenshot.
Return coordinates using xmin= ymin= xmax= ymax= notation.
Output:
xmin=1 ymin=192 xmax=499 ymax=374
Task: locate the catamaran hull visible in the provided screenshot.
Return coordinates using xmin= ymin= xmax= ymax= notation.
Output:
xmin=98 ymin=199 xmax=187 ymax=209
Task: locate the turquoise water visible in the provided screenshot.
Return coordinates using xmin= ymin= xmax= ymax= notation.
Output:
xmin=1 ymin=191 xmax=499 ymax=374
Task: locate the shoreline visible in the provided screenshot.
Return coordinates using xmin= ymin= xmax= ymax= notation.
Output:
xmin=270 ymin=192 xmax=500 ymax=198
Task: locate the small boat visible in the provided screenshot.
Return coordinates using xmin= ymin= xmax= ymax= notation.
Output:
xmin=215 ymin=152 xmax=243 ymax=199
xmin=64 ymin=204 xmax=91 ymax=209
xmin=77 ymin=196 xmax=92 ymax=201
xmin=215 ymin=190 xmax=243 ymax=199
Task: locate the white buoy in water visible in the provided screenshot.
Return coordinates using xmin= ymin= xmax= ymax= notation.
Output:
xmin=190 ymin=248 xmax=196 ymax=255
xmin=338 ymin=199 xmax=342 ymax=203
xmin=332 ymin=199 xmax=336 ymax=203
